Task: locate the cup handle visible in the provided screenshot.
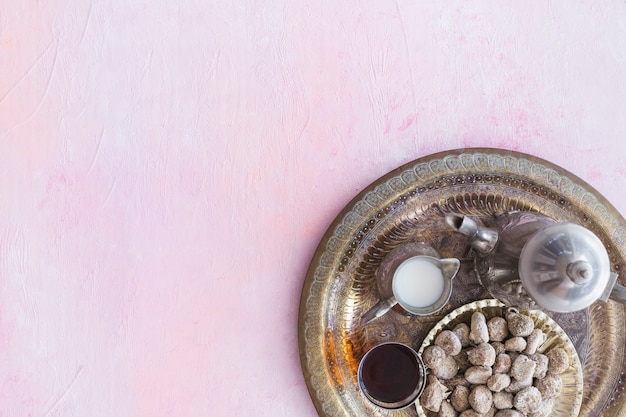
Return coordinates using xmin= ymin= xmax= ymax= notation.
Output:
xmin=360 ymin=297 xmax=398 ymax=326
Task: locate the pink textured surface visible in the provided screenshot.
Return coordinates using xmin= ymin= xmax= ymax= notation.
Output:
xmin=1 ymin=2 xmax=626 ymax=416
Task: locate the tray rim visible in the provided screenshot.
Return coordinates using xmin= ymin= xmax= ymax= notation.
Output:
xmin=298 ymin=147 xmax=626 ymax=417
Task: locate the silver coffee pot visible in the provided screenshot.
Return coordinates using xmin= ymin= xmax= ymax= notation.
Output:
xmin=446 ymin=211 xmax=626 ymax=312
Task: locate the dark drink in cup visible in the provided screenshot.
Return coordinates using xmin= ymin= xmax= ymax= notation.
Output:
xmin=358 ymin=342 xmax=426 ymax=409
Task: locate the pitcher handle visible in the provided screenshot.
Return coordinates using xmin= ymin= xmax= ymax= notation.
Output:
xmin=360 ymin=297 xmax=398 ymax=326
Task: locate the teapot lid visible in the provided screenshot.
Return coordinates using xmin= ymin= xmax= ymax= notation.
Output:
xmin=519 ymin=223 xmax=612 ymax=313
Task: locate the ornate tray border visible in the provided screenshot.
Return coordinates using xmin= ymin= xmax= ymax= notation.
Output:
xmin=298 ymin=148 xmax=626 ymax=416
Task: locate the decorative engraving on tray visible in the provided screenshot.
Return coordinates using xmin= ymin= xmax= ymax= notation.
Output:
xmin=300 ymin=150 xmax=626 ymax=417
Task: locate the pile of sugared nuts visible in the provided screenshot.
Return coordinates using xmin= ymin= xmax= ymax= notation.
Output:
xmin=420 ymin=308 xmax=570 ymax=417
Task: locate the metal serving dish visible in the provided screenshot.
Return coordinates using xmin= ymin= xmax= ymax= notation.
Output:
xmin=416 ymin=299 xmax=583 ymax=417
xmin=298 ymin=148 xmax=626 ymax=417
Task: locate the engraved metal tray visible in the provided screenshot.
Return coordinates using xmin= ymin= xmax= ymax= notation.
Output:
xmin=298 ymin=148 xmax=626 ymax=417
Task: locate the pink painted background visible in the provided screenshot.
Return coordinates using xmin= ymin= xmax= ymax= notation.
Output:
xmin=2 ymin=1 xmax=626 ymax=416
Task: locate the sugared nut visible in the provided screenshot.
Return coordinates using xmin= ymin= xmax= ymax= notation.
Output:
xmin=535 ymin=374 xmax=562 ymax=399
xmin=443 ymin=375 xmax=471 ymax=391
xmin=454 ymin=323 xmax=472 ymax=347
xmin=469 ymin=385 xmax=493 ymax=414
xmin=513 ymin=386 xmax=543 ymax=414
xmin=451 ymin=385 xmax=471 ymax=412
xmin=423 ymin=345 xmax=447 ymax=369
xmin=528 ymin=353 xmax=549 ymax=379
xmin=470 ymin=312 xmax=489 ymax=344
xmin=467 ymin=343 xmax=496 ymax=367
xmin=420 ymin=375 xmax=445 ymax=412
xmin=436 ymin=330 xmax=463 ymax=356
xmin=510 ymin=355 xmax=536 ymax=383
xmin=487 ymin=316 xmax=509 ymax=342
xmin=493 ymin=353 xmax=512 ymax=374
xmin=487 ymin=373 xmax=511 ymax=393
xmin=506 ymin=311 xmax=534 ymax=337
xmin=505 ymin=377 xmax=533 ymax=393
xmin=465 ymin=365 xmax=493 ymax=384
xmin=529 ymin=398 xmax=555 ymax=417
xmin=439 ymin=400 xmax=458 ymax=417
xmin=491 ymin=342 xmax=506 ymax=356
xmin=504 ymin=337 xmax=527 ymax=352
xmin=524 ymin=329 xmax=546 ymax=355
xmin=432 ymin=355 xmax=460 ymax=380
xmin=493 ymin=391 xmax=514 ymax=410
xmin=546 ymin=347 xmax=569 ymax=375
xmin=454 ymin=350 xmax=472 ymax=373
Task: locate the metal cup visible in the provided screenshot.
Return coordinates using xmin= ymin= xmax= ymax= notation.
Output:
xmin=357 ymin=342 xmax=426 ymax=410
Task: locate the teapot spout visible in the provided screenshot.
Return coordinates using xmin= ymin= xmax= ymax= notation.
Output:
xmin=446 ymin=213 xmax=499 ymax=254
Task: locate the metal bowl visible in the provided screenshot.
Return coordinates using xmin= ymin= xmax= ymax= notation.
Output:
xmin=417 ymin=299 xmax=583 ymax=417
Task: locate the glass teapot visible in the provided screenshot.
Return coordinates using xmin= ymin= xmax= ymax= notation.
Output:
xmin=446 ymin=211 xmax=626 ymax=312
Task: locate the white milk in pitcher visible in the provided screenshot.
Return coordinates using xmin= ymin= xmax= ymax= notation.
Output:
xmin=392 ymin=257 xmax=445 ymax=309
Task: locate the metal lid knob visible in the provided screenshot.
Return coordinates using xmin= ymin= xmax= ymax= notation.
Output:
xmin=566 ymin=260 xmax=593 ymax=285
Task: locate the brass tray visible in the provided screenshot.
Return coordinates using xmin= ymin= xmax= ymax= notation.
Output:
xmin=298 ymin=148 xmax=626 ymax=417
xmin=416 ymin=299 xmax=583 ymax=417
